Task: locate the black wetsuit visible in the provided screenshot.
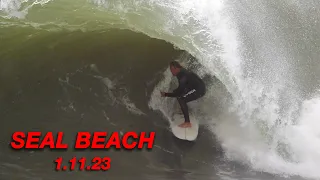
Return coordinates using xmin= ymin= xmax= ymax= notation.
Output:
xmin=164 ymin=68 xmax=206 ymax=123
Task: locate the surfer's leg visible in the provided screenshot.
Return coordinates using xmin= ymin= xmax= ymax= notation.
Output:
xmin=177 ymin=97 xmax=190 ymax=122
xmin=177 ymin=90 xmax=204 ymax=128
xmin=177 ymin=97 xmax=191 ymax=128
xmin=183 ymin=88 xmax=205 ymax=102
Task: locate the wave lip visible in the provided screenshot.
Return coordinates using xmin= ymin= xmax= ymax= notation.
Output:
xmin=1 ymin=0 xmax=320 ymax=179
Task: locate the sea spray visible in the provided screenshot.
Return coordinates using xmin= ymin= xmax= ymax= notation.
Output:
xmin=1 ymin=0 xmax=320 ymax=179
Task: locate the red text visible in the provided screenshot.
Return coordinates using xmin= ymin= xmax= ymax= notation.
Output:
xmin=75 ymin=131 xmax=155 ymax=149
xmin=11 ymin=132 xmax=68 ymax=149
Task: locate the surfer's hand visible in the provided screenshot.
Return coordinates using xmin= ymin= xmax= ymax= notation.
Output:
xmin=160 ymin=91 xmax=166 ymax=97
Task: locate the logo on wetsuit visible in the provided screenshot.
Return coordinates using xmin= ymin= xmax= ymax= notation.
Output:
xmin=183 ymin=89 xmax=196 ymax=97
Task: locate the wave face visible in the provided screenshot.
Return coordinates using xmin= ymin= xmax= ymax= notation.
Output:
xmin=1 ymin=0 xmax=320 ymax=179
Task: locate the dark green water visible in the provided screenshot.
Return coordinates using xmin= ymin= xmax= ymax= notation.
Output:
xmin=0 ymin=28 xmax=226 ymax=180
xmin=1 ymin=0 xmax=320 ymax=180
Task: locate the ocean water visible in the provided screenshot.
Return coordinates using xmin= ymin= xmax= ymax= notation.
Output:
xmin=1 ymin=0 xmax=320 ymax=180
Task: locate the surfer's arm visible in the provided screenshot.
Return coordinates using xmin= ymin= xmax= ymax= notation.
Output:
xmin=164 ymin=77 xmax=187 ymax=97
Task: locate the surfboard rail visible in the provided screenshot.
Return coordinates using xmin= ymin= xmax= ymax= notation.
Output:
xmin=171 ymin=113 xmax=199 ymax=141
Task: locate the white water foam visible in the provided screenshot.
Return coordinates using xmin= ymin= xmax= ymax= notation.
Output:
xmin=0 ymin=0 xmax=52 ymax=18
xmin=90 ymin=64 xmax=146 ymax=116
xmin=99 ymin=0 xmax=320 ymax=179
xmin=1 ymin=0 xmax=320 ymax=179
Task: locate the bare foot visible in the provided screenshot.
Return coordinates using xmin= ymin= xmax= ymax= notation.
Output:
xmin=178 ymin=122 xmax=192 ymax=128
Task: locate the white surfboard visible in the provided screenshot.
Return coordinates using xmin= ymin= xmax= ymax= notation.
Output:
xmin=171 ymin=113 xmax=199 ymax=141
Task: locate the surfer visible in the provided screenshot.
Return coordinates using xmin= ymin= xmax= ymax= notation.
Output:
xmin=160 ymin=61 xmax=206 ymax=128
